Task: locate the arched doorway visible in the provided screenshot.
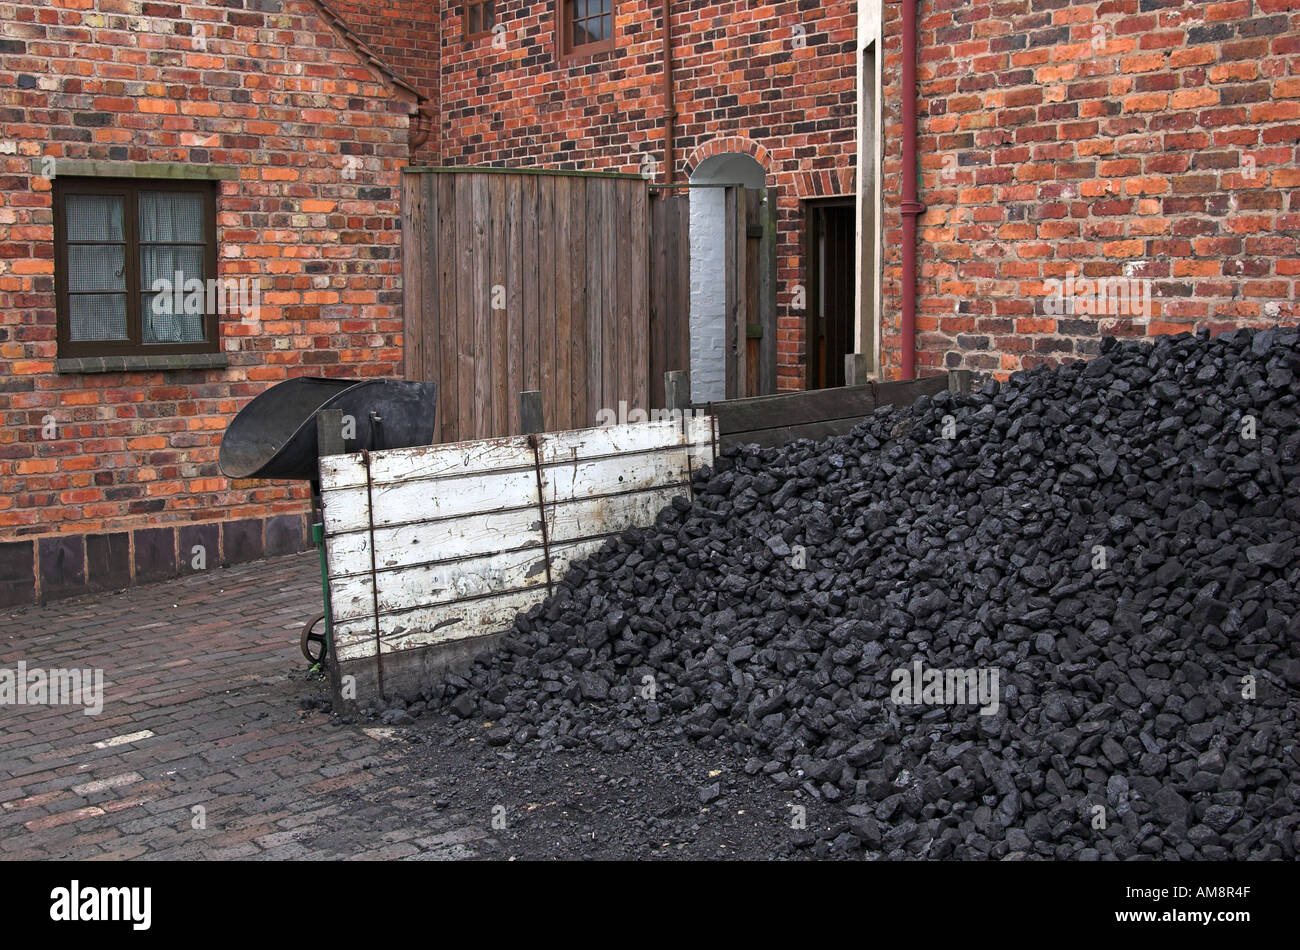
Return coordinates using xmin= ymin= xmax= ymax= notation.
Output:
xmin=686 ymin=153 xmax=774 ymax=401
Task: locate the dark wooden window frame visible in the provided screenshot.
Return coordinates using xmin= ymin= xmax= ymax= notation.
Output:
xmin=464 ymin=0 xmax=496 ymax=40
xmin=54 ymin=177 xmax=219 ymax=359
xmin=556 ymin=0 xmax=616 ymax=63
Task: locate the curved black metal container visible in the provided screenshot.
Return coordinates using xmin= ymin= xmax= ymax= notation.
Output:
xmin=219 ymin=377 xmax=437 ymax=482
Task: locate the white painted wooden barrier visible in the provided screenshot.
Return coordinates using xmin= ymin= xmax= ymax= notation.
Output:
xmin=318 ymin=415 xmax=717 ymax=666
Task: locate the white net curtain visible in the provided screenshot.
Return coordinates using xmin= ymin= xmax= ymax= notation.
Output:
xmin=140 ymin=191 xmax=206 ymax=343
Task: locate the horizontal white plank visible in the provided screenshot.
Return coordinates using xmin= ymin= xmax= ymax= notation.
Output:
xmin=325 ymin=506 xmax=545 ymax=579
xmin=332 ymin=587 xmax=541 ymax=662
xmin=322 ymin=467 xmax=539 ymax=535
xmin=537 ymin=418 xmax=686 ymax=465
xmin=539 ymin=448 xmax=690 ymax=505
xmin=546 ymin=484 xmax=686 ymax=545
xmin=328 ymin=537 xmax=608 ymax=624
xmin=320 ymin=434 xmax=533 ymax=491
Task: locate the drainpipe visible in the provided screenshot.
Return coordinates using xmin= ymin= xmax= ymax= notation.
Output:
xmin=662 ymin=0 xmax=674 ymax=184
xmin=409 ymin=102 xmax=435 ymax=153
xmin=899 ymin=0 xmax=924 ymax=379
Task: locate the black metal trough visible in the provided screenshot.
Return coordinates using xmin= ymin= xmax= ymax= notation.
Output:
xmin=219 ymin=376 xmax=437 ymax=665
xmin=219 ymin=377 xmax=437 ymax=483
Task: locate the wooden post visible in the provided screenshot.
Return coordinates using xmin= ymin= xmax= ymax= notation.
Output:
xmin=316 ymin=409 xmax=346 ymax=457
xmin=664 ymin=370 xmax=691 ymax=413
xmin=947 ymin=369 xmax=973 ymax=395
xmin=520 ymin=390 xmax=544 ymax=434
xmin=845 ymin=353 xmax=870 ymax=387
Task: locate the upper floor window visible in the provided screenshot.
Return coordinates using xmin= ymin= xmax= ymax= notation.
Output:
xmin=53 ymin=178 xmax=219 ymax=358
xmin=559 ymin=0 xmax=614 ymax=59
xmin=465 ymin=0 xmax=496 ymax=40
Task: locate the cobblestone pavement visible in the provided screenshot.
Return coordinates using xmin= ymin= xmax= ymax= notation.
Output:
xmin=0 ymin=553 xmax=488 ymax=860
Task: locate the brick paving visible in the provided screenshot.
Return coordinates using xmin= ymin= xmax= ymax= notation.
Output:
xmin=0 ymin=552 xmax=488 ymax=860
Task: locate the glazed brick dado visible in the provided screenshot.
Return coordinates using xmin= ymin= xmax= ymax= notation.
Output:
xmin=886 ymin=0 xmax=1300 ymax=378
xmin=0 ymin=0 xmax=417 ymax=604
xmin=433 ymin=0 xmax=860 ymax=394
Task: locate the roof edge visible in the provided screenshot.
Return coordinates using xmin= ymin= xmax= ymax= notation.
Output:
xmin=308 ymin=0 xmax=425 ymax=104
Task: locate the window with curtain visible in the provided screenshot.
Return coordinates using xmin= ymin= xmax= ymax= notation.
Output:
xmin=54 ymin=178 xmax=218 ymax=358
xmin=559 ymin=0 xmax=614 ymax=58
xmin=465 ymin=0 xmax=496 ymax=39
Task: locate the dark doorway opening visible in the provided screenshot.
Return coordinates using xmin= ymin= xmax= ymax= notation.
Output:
xmin=805 ymin=199 xmax=856 ymax=389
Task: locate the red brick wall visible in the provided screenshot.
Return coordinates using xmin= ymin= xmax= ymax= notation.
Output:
xmin=435 ymin=0 xmax=859 ymax=393
xmin=327 ymin=0 xmax=441 ymax=163
xmin=889 ymin=0 xmax=1300 ymax=379
xmin=0 ymin=0 xmax=412 ymax=598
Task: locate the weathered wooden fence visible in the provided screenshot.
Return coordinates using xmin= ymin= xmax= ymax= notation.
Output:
xmin=320 ymin=414 xmax=717 ymax=705
xmin=402 ymin=168 xmax=654 ymax=444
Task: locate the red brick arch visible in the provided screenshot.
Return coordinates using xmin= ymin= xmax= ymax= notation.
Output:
xmin=683 ymin=136 xmax=772 ymax=180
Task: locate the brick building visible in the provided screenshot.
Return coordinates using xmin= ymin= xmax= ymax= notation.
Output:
xmin=0 ymin=0 xmax=421 ymax=605
xmin=417 ymin=0 xmax=1297 ymax=378
xmin=2 ymin=0 xmax=1297 ymax=604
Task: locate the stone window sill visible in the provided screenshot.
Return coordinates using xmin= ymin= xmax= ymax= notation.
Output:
xmin=56 ymin=353 xmax=230 ymax=374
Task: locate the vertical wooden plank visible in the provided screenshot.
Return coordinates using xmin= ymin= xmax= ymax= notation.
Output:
xmin=602 ymin=179 xmax=619 ymax=418
xmin=648 ymin=195 xmax=666 ymax=408
xmin=569 ymin=177 xmax=588 ymax=429
xmin=522 ymin=174 xmax=539 ymax=397
xmin=665 ymin=370 xmax=690 ymax=414
xmin=760 ymin=189 xmax=778 ymax=396
xmin=437 ymin=174 xmax=459 ymax=443
xmin=615 ymin=180 xmax=633 ymax=414
xmin=472 ymin=174 xmax=492 ymax=440
xmin=734 ymin=186 xmax=749 ymax=398
xmin=746 ymin=189 xmax=761 ymax=397
xmin=506 ymin=174 xmax=523 ymax=436
xmin=421 ymin=173 xmax=442 ymax=441
xmin=630 ymin=181 xmax=649 ymax=413
xmin=553 ymin=176 xmax=572 ymax=431
xmin=489 ymin=174 xmax=507 ymax=438
xmin=519 ymin=390 xmax=544 ymax=434
xmin=846 ymin=353 xmax=869 ymax=386
xmin=538 ymin=175 xmax=556 ymax=434
xmin=585 ymin=179 xmax=603 ymax=426
xmin=455 ymin=173 xmax=475 ymax=441
xmin=401 ymin=171 xmax=423 ymax=382
xmin=723 ymin=186 xmax=738 ymax=399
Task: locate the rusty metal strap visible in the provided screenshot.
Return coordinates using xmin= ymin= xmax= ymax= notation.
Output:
xmin=361 ymin=449 xmax=385 ymax=697
xmin=527 ymin=433 xmax=554 ymax=598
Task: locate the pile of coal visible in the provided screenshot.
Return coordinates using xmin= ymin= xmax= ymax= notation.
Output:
xmin=420 ymin=328 xmax=1300 ymax=859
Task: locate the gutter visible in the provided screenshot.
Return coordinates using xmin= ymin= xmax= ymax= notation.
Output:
xmin=662 ymin=0 xmax=674 ymax=184
xmin=899 ymin=0 xmax=924 ymax=379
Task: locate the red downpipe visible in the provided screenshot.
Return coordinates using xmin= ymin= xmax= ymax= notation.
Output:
xmin=662 ymin=0 xmax=674 ymax=184
xmin=899 ymin=0 xmax=924 ymax=379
